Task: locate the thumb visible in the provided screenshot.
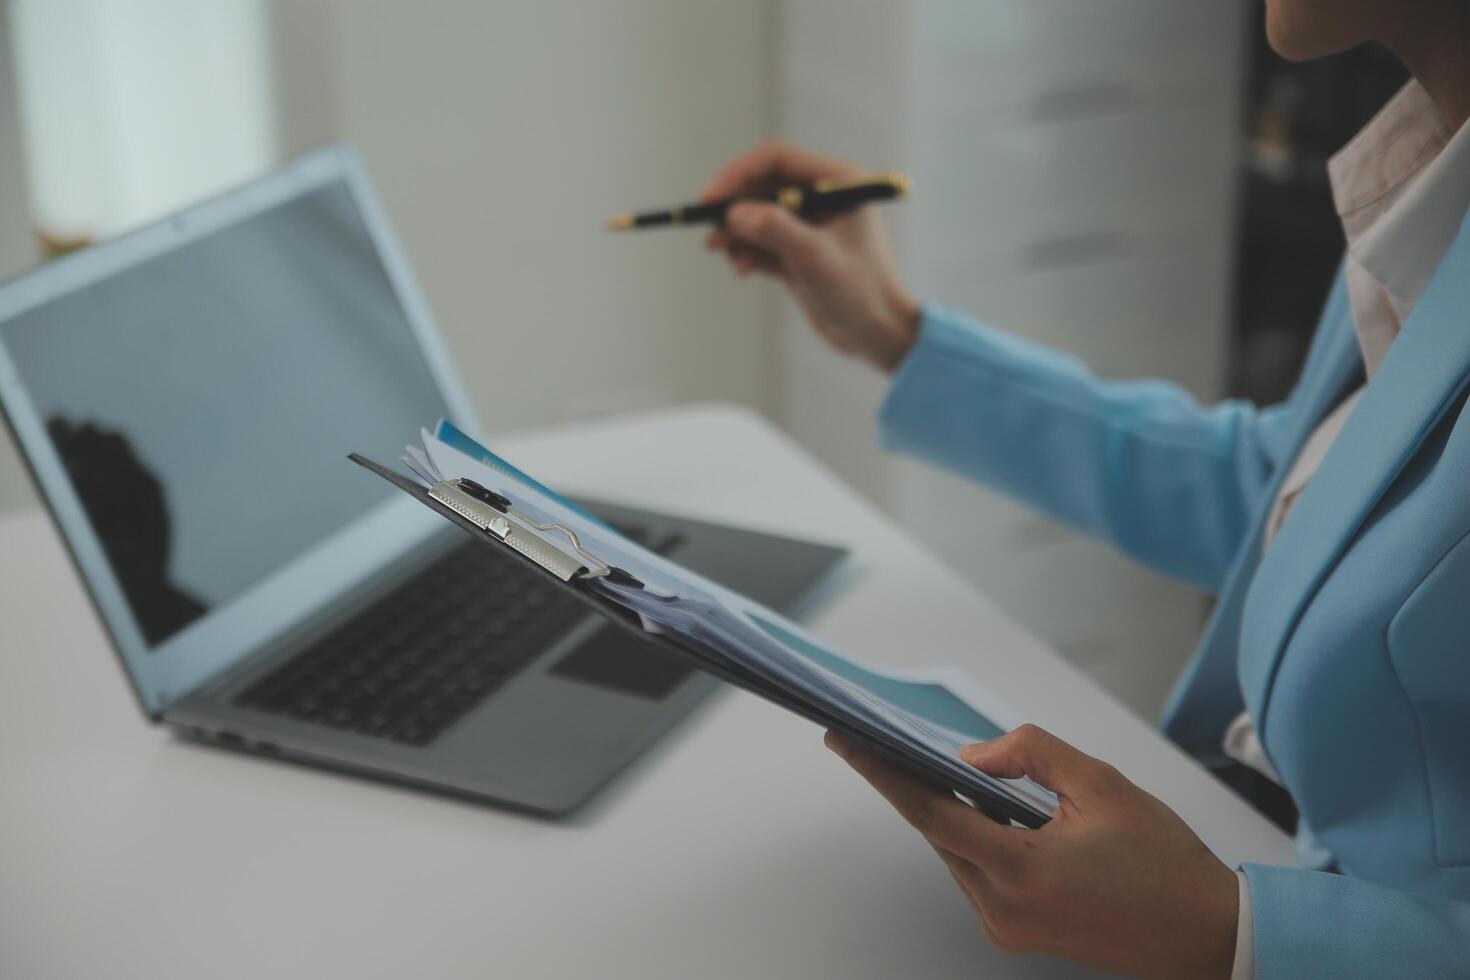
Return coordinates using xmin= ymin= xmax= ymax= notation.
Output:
xmin=960 ymin=724 xmax=1103 ymax=799
xmin=725 ymin=202 xmax=826 ymax=270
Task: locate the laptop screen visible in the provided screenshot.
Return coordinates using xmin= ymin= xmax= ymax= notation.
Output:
xmin=0 ymin=177 xmax=452 ymax=650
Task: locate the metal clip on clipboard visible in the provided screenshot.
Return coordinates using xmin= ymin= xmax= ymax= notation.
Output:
xmin=427 ymin=477 xmax=613 ymax=583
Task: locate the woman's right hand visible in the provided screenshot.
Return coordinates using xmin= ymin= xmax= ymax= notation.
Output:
xmin=701 ymin=142 xmax=921 ymax=373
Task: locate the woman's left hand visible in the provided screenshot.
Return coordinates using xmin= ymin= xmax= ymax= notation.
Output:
xmin=827 ymin=724 xmax=1240 ymax=979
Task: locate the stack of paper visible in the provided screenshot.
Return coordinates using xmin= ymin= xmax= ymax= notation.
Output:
xmin=356 ymin=420 xmax=1057 ymax=826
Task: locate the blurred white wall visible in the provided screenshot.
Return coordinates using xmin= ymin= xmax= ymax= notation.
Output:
xmin=779 ymin=0 xmax=1248 ymax=718
xmin=0 ymin=14 xmax=32 ymax=275
xmin=772 ymin=1 xmax=916 ymax=510
xmin=0 ymin=7 xmax=38 ymax=511
xmin=266 ymin=0 xmax=778 ymax=440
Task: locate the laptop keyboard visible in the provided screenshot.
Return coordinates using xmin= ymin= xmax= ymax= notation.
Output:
xmin=234 ymin=526 xmax=656 ymax=747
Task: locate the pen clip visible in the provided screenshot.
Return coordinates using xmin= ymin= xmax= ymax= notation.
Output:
xmin=810 ymin=171 xmax=911 ymax=196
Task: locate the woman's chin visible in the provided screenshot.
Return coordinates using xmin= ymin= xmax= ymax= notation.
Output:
xmin=1265 ymin=6 xmax=1361 ymax=63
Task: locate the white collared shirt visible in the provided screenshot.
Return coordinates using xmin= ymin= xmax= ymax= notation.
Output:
xmin=1225 ymin=80 xmax=1470 ymax=979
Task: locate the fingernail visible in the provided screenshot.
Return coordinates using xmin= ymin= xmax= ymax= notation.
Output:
xmin=824 ymin=731 xmax=851 ymax=758
xmin=960 ymin=743 xmax=987 ymax=764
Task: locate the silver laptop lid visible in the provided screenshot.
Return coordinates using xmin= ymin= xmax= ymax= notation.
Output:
xmin=0 ymin=144 xmax=480 ymax=716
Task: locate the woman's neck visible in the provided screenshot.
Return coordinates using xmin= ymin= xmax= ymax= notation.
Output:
xmin=1387 ymin=6 xmax=1470 ymax=132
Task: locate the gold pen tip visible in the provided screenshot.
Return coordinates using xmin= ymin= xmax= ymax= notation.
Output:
xmin=603 ymin=212 xmax=636 ymax=231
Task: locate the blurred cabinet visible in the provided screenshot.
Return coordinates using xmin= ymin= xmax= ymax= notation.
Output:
xmin=1229 ymin=12 xmax=1406 ymax=404
xmin=779 ymin=1 xmax=1248 ymax=718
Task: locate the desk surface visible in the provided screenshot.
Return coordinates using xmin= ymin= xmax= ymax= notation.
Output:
xmin=0 ymin=403 xmax=1291 ymax=979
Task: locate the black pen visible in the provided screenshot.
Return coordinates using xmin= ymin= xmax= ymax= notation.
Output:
xmin=603 ymin=171 xmax=911 ymax=231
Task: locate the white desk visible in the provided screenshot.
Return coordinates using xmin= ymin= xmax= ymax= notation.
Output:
xmin=0 ymin=404 xmax=1291 ymax=979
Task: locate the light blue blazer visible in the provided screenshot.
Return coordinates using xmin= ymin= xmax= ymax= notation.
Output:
xmin=878 ymin=213 xmax=1470 ymax=976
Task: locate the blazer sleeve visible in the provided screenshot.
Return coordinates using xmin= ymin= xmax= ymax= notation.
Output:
xmin=1243 ymin=863 xmax=1470 ymax=978
xmin=878 ymin=305 xmax=1293 ymax=592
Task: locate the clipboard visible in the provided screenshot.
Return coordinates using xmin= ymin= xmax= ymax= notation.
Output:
xmin=349 ymin=452 xmax=1053 ymax=829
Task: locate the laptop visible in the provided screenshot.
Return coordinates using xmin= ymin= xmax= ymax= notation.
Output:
xmin=0 ymin=145 xmax=845 ymax=815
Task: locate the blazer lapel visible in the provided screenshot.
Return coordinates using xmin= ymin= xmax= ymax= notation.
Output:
xmin=1240 ymin=212 xmax=1470 ymax=735
xmin=1161 ymin=266 xmax=1358 ymax=758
